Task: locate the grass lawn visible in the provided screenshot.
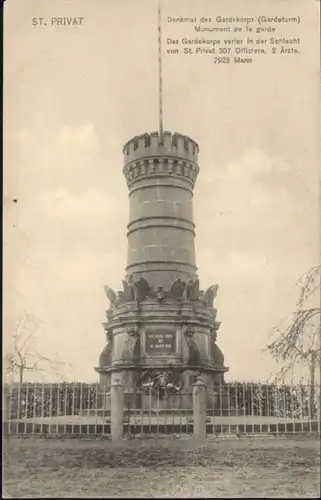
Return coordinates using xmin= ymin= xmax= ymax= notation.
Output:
xmin=3 ymin=436 xmax=320 ymax=498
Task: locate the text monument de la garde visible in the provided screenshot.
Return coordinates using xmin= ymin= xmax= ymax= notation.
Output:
xmin=96 ymin=131 xmax=228 ymax=408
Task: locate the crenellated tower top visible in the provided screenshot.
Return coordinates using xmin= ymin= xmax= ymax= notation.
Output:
xmin=123 ymin=131 xmax=199 ymax=163
xmin=123 ymin=131 xmax=200 ymax=189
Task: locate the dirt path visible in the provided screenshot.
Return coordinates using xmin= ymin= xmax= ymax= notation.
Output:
xmin=3 ymin=436 xmax=320 ymax=498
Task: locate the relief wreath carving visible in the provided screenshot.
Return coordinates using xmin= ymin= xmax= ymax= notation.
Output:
xmin=139 ymin=370 xmax=181 ymax=399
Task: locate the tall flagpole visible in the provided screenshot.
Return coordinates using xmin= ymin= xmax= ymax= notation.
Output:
xmin=158 ymin=0 xmax=164 ymax=144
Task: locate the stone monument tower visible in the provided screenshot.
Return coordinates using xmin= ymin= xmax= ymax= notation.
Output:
xmin=96 ymin=131 xmax=228 ymax=395
xmin=95 ymin=2 xmax=228 ymax=401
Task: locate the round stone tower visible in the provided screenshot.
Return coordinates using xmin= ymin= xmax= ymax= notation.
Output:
xmin=96 ymin=131 xmax=228 ymax=404
xmin=124 ymin=131 xmax=199 ymax=289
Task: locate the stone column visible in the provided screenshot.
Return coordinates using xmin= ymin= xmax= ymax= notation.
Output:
xmin=100 ymin=373 xmax=111 ymax=412
xmin=110 ymin=381 xmax=124 ymax=441
xmin=182 ymin=370 xmax=195 ymax=409
xmin=3 ymin=390 xmax=10 ymax=421
xmin=193 ymin=376 xmax=207 ymax=441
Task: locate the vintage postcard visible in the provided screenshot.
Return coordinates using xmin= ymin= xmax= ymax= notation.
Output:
xmin=3 ymin=0 xmax=320 ymax=497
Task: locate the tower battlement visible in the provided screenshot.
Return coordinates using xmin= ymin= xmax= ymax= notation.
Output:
xmin=123 ymin=131 xmax=199 ymax=166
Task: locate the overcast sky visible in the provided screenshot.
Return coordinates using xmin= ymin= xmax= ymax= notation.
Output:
xmin=4 ymin=0 xmax=320 ymax=382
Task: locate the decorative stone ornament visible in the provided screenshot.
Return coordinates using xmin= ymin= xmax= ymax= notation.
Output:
xmin=99 ymin=330 xmax=113 ymax=368
xmin=183 ymin=325 xmax=195 ymax=338
xmin=123 ymin=325 xmax=141 ymax=362
xmin=181 ymin=324 xmax=200 ymax=366
xmin=186 ymin=278 xmax=200 ymax=301
xmin=156 ymin=286 xmax=165 ymax=303
xmin=127 ymin=325 xmax=140 ymax=336
xmin=169 ymin=277 xmax=186 ymax=300
xmin=210 ymin=327 xmax=224 ymax=367
xmin=201 ymin=284 xmax=219 ymax=307
xmin=133 ymin=277 xmax=152 ymax=302
xmin=104 ymin=285 xmax=118 ymax=309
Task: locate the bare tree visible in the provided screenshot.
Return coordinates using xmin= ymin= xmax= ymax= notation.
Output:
xmin=4 ymin=313 xmax=73 ymax=383
xmin=264 ymin=265 xmax=321 ymax=414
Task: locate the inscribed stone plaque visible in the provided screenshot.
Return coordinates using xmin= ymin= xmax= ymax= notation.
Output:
xmin=145 ymin=331 xmax=176 ymax=354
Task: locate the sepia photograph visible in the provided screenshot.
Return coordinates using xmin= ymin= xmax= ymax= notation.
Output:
xmin=3 ymin=0 xmax=320 ymax=497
